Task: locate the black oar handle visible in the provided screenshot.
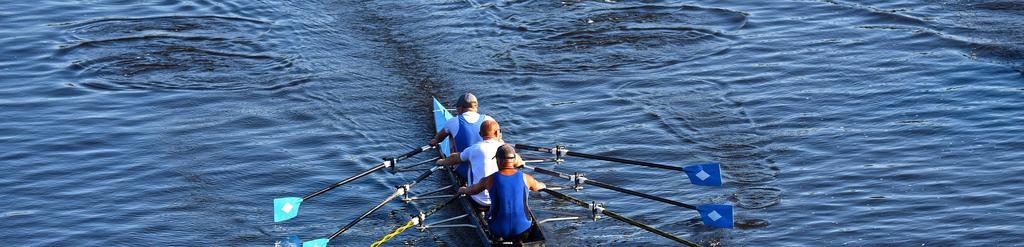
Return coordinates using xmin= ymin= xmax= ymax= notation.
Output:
xmin=396 ymin=145 xmax=434 ymax=160
xmin=303 ymin=145 xmax=434 ymax=200
xmin=410 ymin=166 xmax=440 ymax=185
xmin=514 ymin=144 xmax=683 ymax=171
xmin=540 ymin=189 xmax=700 ymax=247
xmin=530 ymin=166 xmax=697 ymax=211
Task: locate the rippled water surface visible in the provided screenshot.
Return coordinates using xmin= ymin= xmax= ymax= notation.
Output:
xmin=2 ymin=0 xmax=1022 ymax=246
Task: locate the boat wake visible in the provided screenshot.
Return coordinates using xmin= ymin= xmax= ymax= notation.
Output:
xmin=55 ymin=15 xmax=310 ymax=92
xmin=487 ymin=2 xmax=748 ymax=73
xmin=615 ymin=80 xmax=782 ymax=231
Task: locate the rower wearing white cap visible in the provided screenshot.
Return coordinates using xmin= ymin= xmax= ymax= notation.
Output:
xmin=429 ymin=93 xmax=495 ymax=179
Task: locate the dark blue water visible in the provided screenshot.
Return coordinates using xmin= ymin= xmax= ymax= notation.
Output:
xmin=2 ymin=0 xmax=1022 ymax=246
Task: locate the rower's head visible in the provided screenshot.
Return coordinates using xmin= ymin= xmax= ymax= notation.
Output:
xmin=455 ymin=93 xmax=478 ymax=113
xmin=479 ymin=119 xmax=501 ymax=140
xmin=493 ymin=144 xmax=520 ymax=169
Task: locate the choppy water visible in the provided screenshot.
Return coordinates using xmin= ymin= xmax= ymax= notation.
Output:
xmin=2 ymin=0 xmax=1022 ymax=246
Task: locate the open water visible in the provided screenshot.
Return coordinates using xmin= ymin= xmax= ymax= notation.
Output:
xmin=1 ymin=0 xmax=1022 ymax=246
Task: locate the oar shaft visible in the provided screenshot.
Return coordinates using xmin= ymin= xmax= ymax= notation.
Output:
xmin=303 ymin=145 xmax=433 ymax=200
xmin=569 ymin=152 xmax=681 ymax=171
xmin=540 ymin=189 xmax=700 ymax=247
xmin=304 ymin=164 xmax=386 ymax=200
xmin=369 ymin=195 xmax=462 ymax=247
xmin=529 ymin=166 xmax=697 ymax=210
xmin=325 ymin=166 xmax=440 ymax=241
xmin=603 ymin=209 xmax=698 ymax=246
xmin=515 ymin=144 xmax=683 ymax=171
xmin=422 ymin=194 xmax=461 ymax=217
xmin=586 ymin=180 xmax=697 ymax=210
xmin=329 ymin=188 xmax=405 ymax=240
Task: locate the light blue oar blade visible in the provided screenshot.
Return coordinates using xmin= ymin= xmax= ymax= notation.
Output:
xmin=696 ymin=204 xmax=733 ymax=229
xmin=274 ymin=197 xmax=304 ymax=222
xmin=303 ymin=238 xmax=329 ymax=247
xmin=682 ymin=163 xmax=722 ymax=186
xmin=280 ymin=235 xmax=301 ymax=247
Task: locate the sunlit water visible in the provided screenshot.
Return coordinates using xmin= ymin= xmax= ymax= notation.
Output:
xmin=1 ymin=0 xmax=1022 ymax=246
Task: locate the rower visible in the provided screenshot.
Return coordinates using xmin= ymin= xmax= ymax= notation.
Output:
xmin=437 ymin=119 xmax=503 ymax=208
xmin=428 ymin=93 xmax=494 ymax=179
xmin=458 ymin=144 xmax=546 ymax=241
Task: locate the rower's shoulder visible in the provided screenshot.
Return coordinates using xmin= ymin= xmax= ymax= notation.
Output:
xmin=480 ymin=173 xmax=497 ymax=185
xmin=442 ymin=117 xmax=459 ymax=130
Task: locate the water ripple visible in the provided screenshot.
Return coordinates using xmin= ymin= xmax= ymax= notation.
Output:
xmin=55 ymin=15 xmax=307 ymax=92
xmin=494 ymin=3 xmax=747 ymax=73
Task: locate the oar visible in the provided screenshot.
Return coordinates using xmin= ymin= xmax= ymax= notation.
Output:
xmin=369 ymin=194 xmax=462 ymax=247
xmin=515 ymin=144 xmax=723 ymax=186
xmin=540 ymin=188 xmax=701 ymax=246
xmin=524 ymin=165 xmax=733 ymax=228
xmin=274 ymin=145 xmax=434 ymax=222
xmin=302 ymin=166 xmax=441 ymax=247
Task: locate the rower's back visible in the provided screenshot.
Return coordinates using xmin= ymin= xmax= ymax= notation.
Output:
xmin=487 ymin=170 xmax=532 ymax=240
xmin=448 ymin=93 xmax=490 ymax=152
xmin=447 ymin=93 xmax=493 ymax=178
xmin=453 ymin=111 xmax=487 ymax=152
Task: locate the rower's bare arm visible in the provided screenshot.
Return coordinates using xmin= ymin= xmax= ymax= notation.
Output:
xmin=460 ymin=176 xmax=493 ymax=195
xmin=429 ymin=129 xmax=449 ymax=146
xmin=523 ymin=173 xmax=546 ymax=191
xmin=436 ymin=152 xmax=461 ymax=166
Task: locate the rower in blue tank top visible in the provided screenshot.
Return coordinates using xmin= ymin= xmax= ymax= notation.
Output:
xmin=459 ymin=144 xmax=546 ymax=240
xmin=428 ymin=93 xmax=494 ymax=179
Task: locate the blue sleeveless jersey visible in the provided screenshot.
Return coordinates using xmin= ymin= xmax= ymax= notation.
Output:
xmin=487 ymin=171 xmax=532 ymax=239
xmin=453 ymin=113 xmax=486 ymax=178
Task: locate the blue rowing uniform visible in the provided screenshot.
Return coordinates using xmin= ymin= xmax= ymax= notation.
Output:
xmin=487 ymin=170 xmax=532 ymax=239
xmin=453 ymin=113 xmax=486 ymax=178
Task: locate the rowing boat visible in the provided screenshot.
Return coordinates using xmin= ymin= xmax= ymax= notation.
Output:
xmin=432 ymin=97 xmax=547 ymax=247
xmin=277 ymin=97 xmax=730 ymax=247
